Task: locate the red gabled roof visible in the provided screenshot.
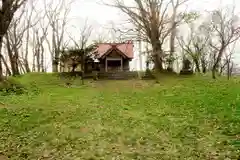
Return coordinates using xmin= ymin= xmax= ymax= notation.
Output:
xmin=95 ymin=41 xmax=134 ymax=59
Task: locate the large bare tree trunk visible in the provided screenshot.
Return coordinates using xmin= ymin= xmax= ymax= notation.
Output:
xmin=18 ymin=59 xmax=26 ymax=74
xmin=24 ymin=26 xmax=31 ymax=73
xmin=0 ymin=54 xmax=11 ymax=76
xmin=152 ymin=40 xmax=164 ymax=71
xmin=227 ymin=62 xmax=233 ymax=80
xmin=6 ymin=34 xmax=20 ymax=76
xmin=81 ymin=54 xmax=85 ymax=85
xmin=153 ymin=50 xmax=163 ymax=71
xmin=51 ymin=29 xmax=59 ymax=72
xmin=24 ymin=58 xmax=31 ymax=73
xmin=201 ymin=56 xmax=207 ymax=73
xmin=32 ymin=55 xmax=36 ymax=72
xmin=193 ymin=59 xmax=201 ymax=73
xmin=169 ymin=0 xmax=179 ymax=71
xmin=0 ymin=0 xmax=28 ymax=80
xmin=212 ymin=68 xmax=216 ymax=79
xmin=212 ymin=48 xmax=224 ymax=79
xmin=0 ymin=36 xmax=3 ymax=80
xmin=169 ymin=25 xmax=176 ymax=70
xmin=13 ymin=55 xmax=20 ymax=76
xmin=41 ymin=46 xmax=45 ymax=72
xmin=52 ymin=61 xmax=58 ymax=72
xmin=36 ymin=48 xmax=41 ymax=72
xmin=13 ymin=45 xmax=20 ymax=75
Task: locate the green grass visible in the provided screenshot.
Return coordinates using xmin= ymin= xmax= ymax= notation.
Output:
xmin=0 ymin=73 xmax=240 ymax=159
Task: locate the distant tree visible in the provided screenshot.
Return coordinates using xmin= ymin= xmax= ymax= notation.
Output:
xmin=219 ymin=41 xmax=236 ymax=79
xmin=0 ymin=0 xmax=27 ymax=80
xmin=107 ymin=0 xmax=190 ymax=72
xmin=44 ymin=0 xmax=73 ymax=72
xmin=60 ymin=45 xmax=96 ymax=84
xmin=4 ymin=2 xmax=39 ymax=76
xmin=168 ymin=0 xmax=191 ymax=71
xmin=93 ymin=34 xmax=109 ymax=44
xmin=60 ymin=45 xmax=96 ymax=73
xmin=178 ymin=23 xmax=210 ymax=73
xmin=66 ymin=19 xmax=98 ymax=84
xmin=206 ymin=7 xmax=240 ymax=79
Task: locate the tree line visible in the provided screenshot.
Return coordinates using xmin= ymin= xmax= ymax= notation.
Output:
xmin=109 ymin=0 xmax=240 ymax=79
xmin=0 ymin=0 xmax=240 ymax=80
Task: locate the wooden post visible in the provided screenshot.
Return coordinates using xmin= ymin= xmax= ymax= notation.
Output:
xmin=105 ymin=58 xmax=108 ymax=72
xmin=121 ymin=58 xmax=123 ymax=71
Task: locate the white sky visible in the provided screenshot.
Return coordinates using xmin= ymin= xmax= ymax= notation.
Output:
xmin=67 ymin=0 xmax=240 ymax=44
xmin=69 ymin=0 xmax=239 ymax=23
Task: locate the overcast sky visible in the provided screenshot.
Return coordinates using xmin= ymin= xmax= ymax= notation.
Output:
xmin=69 ymin=0 xmax=239 ymax=24
xmin=67 ymin=0 xmax=240 ymax=44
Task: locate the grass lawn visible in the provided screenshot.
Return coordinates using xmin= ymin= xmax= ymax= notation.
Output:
xmin=0 ymin=73 xmax=240 ymax=159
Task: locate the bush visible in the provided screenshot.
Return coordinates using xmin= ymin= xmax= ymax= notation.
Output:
xmin=180 ymin=70 xmax=194 ymax=75
xmin=0 ymin=78 xmax=26 ymax=95
xmin=0 ymin=77 xmax=41 ymax=96
xmin=28 ymin=81 xmax=41 ymax=95
xmin=58 ymin=72 xmax=83 ymax=78
xmin=142 ymin=69 xmax=156 ymax=80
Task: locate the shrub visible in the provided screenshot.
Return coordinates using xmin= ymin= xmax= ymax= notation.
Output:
xmin=142 ymin=69 xmax=155 ymax=80
xmin=0 ymin=78 xmax=26 ymax=95
xmin=0 ymin=77 xmax=41 ymax=96
xmin=180 ymin=70 xmax=194 ymax=75
xmin=28 ymin=81 xmax=41 ymax=95
xmin=180 ymin=59 xmax=194 ymax=75
xmin=58 ymin=72 xmax=83 ymax=78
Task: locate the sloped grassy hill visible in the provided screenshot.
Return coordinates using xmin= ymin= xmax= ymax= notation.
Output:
xmin=0 ymin=73 xmax=239 ymax=159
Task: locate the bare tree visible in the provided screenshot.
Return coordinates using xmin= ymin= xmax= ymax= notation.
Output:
xmin=3 ymin=1 xmax=41 ymax=76
xmin=5 ymin=5 xmax=27 ymax=75
xmin=68 ymin=20 xmax=93 ymax=50
xmin=106 ymin=0 xmax=190 ymax=71
xmin=168 ymin=0 xmax=189 ymax=71
xmin=22 ymin=0 xmax=39 ymax=73
xmin=93 ymin=34 xmax=108 ymax=44
xmin=207 ymin=7 xmax=240 ymax=79
xmin=0 ymin=53 xmax=11 ymax=76
xmin=178 ymin=21 xmax=210 ymax=73
xmin=62 ymin=20 xmax=95 ymax=84
xmin=31 ymin=19 xmax=49 ymax=72
xmin=0 ymin=0 xmax=27 ymax=79
xmin=44 ymin=0 xmax=73 ymax=72
xmin=219 ymin=42 xmax=236 ymax=79
xmin=226 ymin=44 xmax=235 ymax=80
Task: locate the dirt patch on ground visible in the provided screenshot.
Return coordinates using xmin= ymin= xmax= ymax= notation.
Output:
xmin=0 ymin=102 xmax=7 ymax=108
xmin=0 ymin=154 xmax=8 ymax=160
